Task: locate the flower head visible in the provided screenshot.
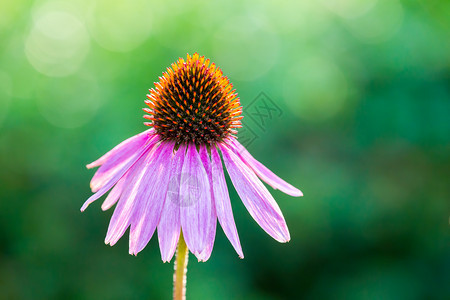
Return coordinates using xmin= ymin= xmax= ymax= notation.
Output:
xmin=144 ymin=52 xmax=242 ymax=145
xmin=82 ymin=53 xmax=302 ymax=262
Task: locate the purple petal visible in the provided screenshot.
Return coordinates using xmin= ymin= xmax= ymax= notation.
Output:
xmin=220 ymin=144 xmax=290 ymax=243
xmin=229 ymin=139 xmax=303 ymax=197
xmin=180 ymin=144 xmax=214 ymax=261
xmin=101 ymin=174 xmax=126 ymax=211
xmin=197 ymin=145 xmax=217 ymax=262
xmin=128 ymin=142 xmax=175 ymax=255
xmin=90 ymin=133 xmax=157 ymax=193
xmin=104 ymin=144 xmax=160 ymax=246
xmin=87 ymin=129 xmax=153 ymax=169
xmin=157 ymin=144 xmax=186 ymax=262
xmin=80 ymin=140 xmax=157 ymax=212
xmin=210 ymin=146 xmax=243 ymax=258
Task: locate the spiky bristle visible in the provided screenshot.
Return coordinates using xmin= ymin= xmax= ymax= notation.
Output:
xmin=143 ymin=53 xmax=242 ymax=146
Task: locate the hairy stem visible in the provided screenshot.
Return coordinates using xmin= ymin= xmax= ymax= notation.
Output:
xmin=173 ymin=232 xmax=188 ymax=300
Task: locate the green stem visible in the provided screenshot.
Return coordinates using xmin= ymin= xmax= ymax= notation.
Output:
xmin=173 ymin=232 xmax=188 ymax=300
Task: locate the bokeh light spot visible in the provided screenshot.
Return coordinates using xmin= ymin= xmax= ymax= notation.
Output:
xmin=25 ymin=3 xmax=90 ymax=77
xmin=87 ymin=0 xmax=153 ymax=52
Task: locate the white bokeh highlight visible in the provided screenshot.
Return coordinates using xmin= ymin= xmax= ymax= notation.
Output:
xmin=25 ymin=3 xmax=90 ymax=77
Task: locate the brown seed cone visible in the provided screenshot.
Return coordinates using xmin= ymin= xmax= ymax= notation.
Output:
xmin=144 ymin=53 xmax=242 ymax=146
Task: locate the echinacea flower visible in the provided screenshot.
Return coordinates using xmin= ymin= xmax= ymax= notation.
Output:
xmin=82 ymin=53 xmax=302 ymax=262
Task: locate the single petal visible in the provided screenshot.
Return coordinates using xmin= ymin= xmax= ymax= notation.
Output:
xmin=104 ymin=144 xmax=160 ymax=246
xmin=180 ymin=144 xmax=213 ymax=260
xmin=220 ymin=144 xmax=290 ymax=243
xmin=87 ymin=129 xmax=153 ymax=169
xmin=80 ymin=140 xmax=156 ymax=212
xmin=129 ymin=142 xmax=175 ymax=255
xmin=101 ymin=174 xmax=126 ymax=211
xmin=210 ymin=146 xmax=243 ymax=258
xmin=90 ymin=133 xmax=158 ymax=192
xmin=229 ymin=138 xmax=303 ymax=197
xmin=157 ymin=144 xmax=186 ymax=262
xmin=197 ymin=145 xmax=217 ymax=262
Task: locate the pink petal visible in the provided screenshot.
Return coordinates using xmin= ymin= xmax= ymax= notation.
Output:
xmin=157 ymin=144 xmax=186 ymax=262
xmin=197 ymin=145 xmax=217 ymax=262
xmin=80 ymin=140 xmax=156 ymax=212
xmin=210 ymin=146 xmax=243 ymax=258
xmin=128 ymin=142 xmax=175 ymax=255
xmin=87 ymin=129 xmax=153 ymax=169
xmin=220 ymin=144 xmax=290 ymax=243
xmin=101 ymin=174 xmax=126 ymax=211
xmin=89 ymin=133 xmax=157 ymax=193
xmin=229 ymin=138 xmax=303 ymax=197
xmin=180 ymin=143 xmax=214 ymax=261
xmin=104 ymin=144 xmax=160 ymax=246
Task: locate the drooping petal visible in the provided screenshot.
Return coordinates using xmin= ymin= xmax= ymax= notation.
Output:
xmin=87 ymin=129 xmax=153 ymax=169
xmin=180 ymin=143 xmax=214 ymax=260
xmin=229 ymin=138 xmax=303 ymax=197
xmin=90 ymin=133 xmax=158 ymax=193
xmin=129 ymin=142 xmax=175 ymax=255
xmin=101 ymin=174 xmax=126 ymax=211
xmin=210 ymin=146 xmax=243 ymax=258
xmin=104 ymin=143 xmax=160 ymax=246
xmin=197 ymin=145 xmax=217 ymax=262
xmin=90 ymin=157 xmax=133 ymax=193
xmin=220 ymin=144 xmax=290 ymax=243
xmin=80 ymin=140 xmax=156 ymax=212
xmin=157 ymin=144 xmax=186 ymax=262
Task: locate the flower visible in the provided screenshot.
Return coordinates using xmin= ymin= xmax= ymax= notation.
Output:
xmin=82 ymin=53 xmax=302 ymax=262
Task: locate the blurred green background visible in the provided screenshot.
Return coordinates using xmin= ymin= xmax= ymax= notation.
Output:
xmin=0 ymin=0 xmax=449 ymax=299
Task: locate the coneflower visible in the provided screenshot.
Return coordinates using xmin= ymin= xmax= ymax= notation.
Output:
xmin=81 ymin=53 xmax=302 ymax=300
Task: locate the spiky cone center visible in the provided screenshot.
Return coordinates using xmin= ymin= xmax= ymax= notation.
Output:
xmin=144 ymin=53 xmax=242 ymax=146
